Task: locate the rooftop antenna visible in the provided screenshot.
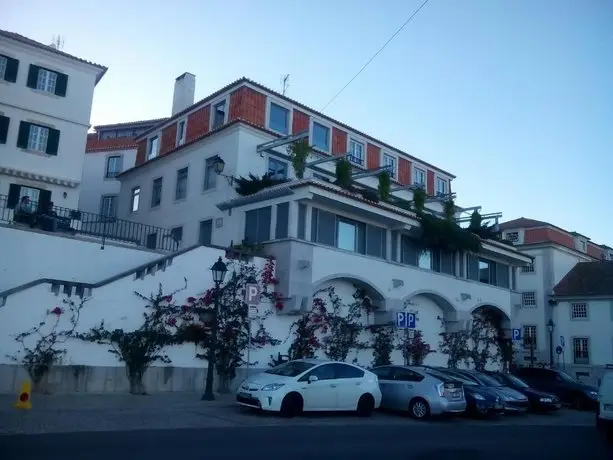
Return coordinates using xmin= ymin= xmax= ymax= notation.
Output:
xmin=281 ymin=74 xmax=290 ymax=96
xmin=49 ymin=35 xmax=65 ymax=50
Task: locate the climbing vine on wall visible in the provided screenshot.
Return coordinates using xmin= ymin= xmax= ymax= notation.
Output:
xmin=398 ymin=329 xmax=435 ymax=366
xmin=438 ymin=317 xmax=470 ymax=369
xmin=10 ymin=297 xmax=86 ymax=392
xmin=368 ymin=324 xmax=395 ymax=367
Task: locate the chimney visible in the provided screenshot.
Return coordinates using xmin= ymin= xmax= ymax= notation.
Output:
xmin=171 ymin=72 xmax=196 ymax=116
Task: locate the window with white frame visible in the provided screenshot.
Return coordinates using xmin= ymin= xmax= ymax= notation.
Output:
xmin=100 ymin=195 xmax=117 ymax=218
xmin=349 ymin=138 xmax=364 ymax=166
xmin=212 ymin=100 xmax=226 ymax=130
xmin=0 ymin=56 xmax=7 ymax=80
xmin=521 ymin=263 xmax=535 ymax=273
xmin=573 ymin=337 xmax=589 ymax=364
xmin=269 ymin=102 xmax=289 ymax=135
xmin=203 ymin=157 xmax=217 ymax=191
xmin=267 ymin=157 xmax=288 ymax=180
xmin=521 ymin=292 xmax=536 ymax=308
xmin=506 ymin=232 xmax=519 ymax=242
xmin=177 ymin=120 xmax=186 ymax=146
xmin=28 ymin=125 xmax=49 ymax=152
xmin=105 ymin=155 xmax=123 ymax=179
xmin=522 ymin=325 xmax=537 ymax=349
xmin=148 ymin=136 xmax=159 ymax=160
xmin=130 ymin=187 xmax=140 ymax=213
xmin=311 ymin=122 xmax=330 ymax=152
xmin=413 ymin=167 xmax=426 ymax=188
xmin=435 ymin=177 xmax=448 ymax=196
xmin=37 ymin=68 xmax=57 ymax=93
xmin=382 ymin=153 xmax=396 ymax=177
xmin=571 ymin=303 xmax=588 ymax=319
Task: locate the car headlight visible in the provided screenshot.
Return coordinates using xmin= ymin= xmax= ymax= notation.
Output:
xmin=261 ymin=383 xmax=285 ymax=391
xmin=588 ymin=391 xmax=598 ymax=399
xmin=473 ymin=393 xmax=485 ymax=400
xmin=540 ymin=397 xmax=552 ymax=403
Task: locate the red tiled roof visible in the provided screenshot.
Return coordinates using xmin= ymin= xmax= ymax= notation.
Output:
xmin=553 ymin=261 xmax=613 ymax=297
xmin=134 ymin=77 xmax=456 ymax=179
xmin=499 ymin=218 xmax=549 ymax=231
xmin=86 ymin=137 xmax=137 ymax=153
xmin=93 ymin=118 xmax=169 ymax=131
xmin=0 ymin=29 xmax=107 ymax=83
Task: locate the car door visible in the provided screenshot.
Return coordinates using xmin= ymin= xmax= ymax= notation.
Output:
xmin=297 ymin=363 xmax=338 ymax=411
xmin=372 ymin=367 xmax=394 ymax=408
xmin=332 ymin=363 xmax=367 ymax=410
xmin=387 ymin=367 xmax=423 ymax=410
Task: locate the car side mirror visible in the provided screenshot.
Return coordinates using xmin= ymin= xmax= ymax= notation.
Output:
xmin=308 ymin=375 xmax=319 ymax=384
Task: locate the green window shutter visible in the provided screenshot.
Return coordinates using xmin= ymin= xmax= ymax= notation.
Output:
xmin=55 ymin=72 xmax=68 ymax=97
xmin=0 ymin=115 xmax=9 ymax=144
xmin=46 ymin=128 xmax=60 ymax=155
xmin=26 ymin=65 xmax=39 ymax=89
xmin=16 ymin=122 xmax=30 ymax=149
xmin=4 ymin=57 xmax=19 ymax=82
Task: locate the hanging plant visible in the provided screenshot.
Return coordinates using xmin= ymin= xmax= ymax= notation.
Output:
xmin=443 ymin=199 xmax=455 ymax=221
xmin=234 ymin=173 xmax=289 ymax=196
xmin=286 ymin=140 xmax=312 ymax=179
xmin=378 ymin=171 xmax=391 ymax=202
xmin=334 ymin=159 xmax=353 ymax=190
xmin=412 ymin=187 xmax=426 ymax=212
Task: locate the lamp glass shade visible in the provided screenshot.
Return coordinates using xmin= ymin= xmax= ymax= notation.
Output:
xmin=547 ymin=319 xmax=554 ymax=332
xmin=213 ymin=156 xmax=226 ymax=175
xmin=211 ymin=256 xmax=228 ymax=284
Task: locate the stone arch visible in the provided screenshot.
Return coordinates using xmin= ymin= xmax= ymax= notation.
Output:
xmin=312 ymin=274 xmax=386 ymax=302
xmin=403 ymin=290 xmax=458 ymax=331
xmin=470 ymin=303 xmax=511 ymax=334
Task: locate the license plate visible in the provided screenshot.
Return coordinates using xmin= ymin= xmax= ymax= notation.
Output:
xmin=451 ymin=393 xmax=461 ymax=400
xmin=238 ymin=392 xmax=251 ymax=399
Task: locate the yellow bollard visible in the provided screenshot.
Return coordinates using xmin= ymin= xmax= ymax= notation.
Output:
xmin=14 ymin=380 xmax=32 ymax=410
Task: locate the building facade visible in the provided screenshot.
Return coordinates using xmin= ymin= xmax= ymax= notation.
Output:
xmin=499 ymin=218 xmax=612 ymax=371
xmin=79 ymin=119 xmax=164 ymax=216
xmin=0 ymin=29 xmax=106 ymax=211
xmin=550 ymin=261 xmax=613 ymax=384
xmin=115 ymin=77 xmax=531 ymax=350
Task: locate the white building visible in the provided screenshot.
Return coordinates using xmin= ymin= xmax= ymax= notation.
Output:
xmin=79 ymin=118 xmax=165 ymax=216
xmin=550 ymin=261 xmax=613 ymax=384
xmin=0 ymin=29 xmax=106 ymax=211
xmin=116 ymin=76 xmax=531 ymax=344
xmin=499 ymin=218 xmax=612 ymax=377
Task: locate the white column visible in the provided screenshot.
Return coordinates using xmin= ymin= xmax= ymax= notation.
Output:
xmin=287 ymin=201 xmax=298 ymax=238
xmin=386 ymin=229 xmax=393 ymax=261
xmin=304 ymin=205 xmax=313 ymax=241
xmin=270 ymin=205 xmax=277 ymax=240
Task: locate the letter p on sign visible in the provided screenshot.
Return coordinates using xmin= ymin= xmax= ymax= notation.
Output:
xmin=245 ymin=283 xmax=261 ymax=306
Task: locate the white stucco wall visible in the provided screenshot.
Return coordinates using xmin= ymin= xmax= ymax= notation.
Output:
xmin=79 ymin=147 xmax=136 ymax=214
xmin=0 ymin=225 xmax=164 ymax=292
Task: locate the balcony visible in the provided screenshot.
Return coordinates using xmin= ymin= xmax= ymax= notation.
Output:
xmin=0 ymin=194 xmax=178 ymax=252
xmin=215 ymin=178 xmax=532 ymax=326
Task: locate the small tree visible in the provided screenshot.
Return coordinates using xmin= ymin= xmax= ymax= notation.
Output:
xmin=10 ymin=298 xmax=85 ymax=393
xmin=438 ymin=318 xmax=470 ymax=368
xmin=286 ymin=295 xmax=328 ymax=360
xmin=398 ymin=330 xmax=434 ymax=366
xmin=77 ymin=282 xmax=186 ymax=394
xmin=369 ymin=324 xmax=395 ymax=367
xmin=466 ymin=313 xmax=499 ymax=371
xmin=286 ymin=140 xmax=312 ymax=179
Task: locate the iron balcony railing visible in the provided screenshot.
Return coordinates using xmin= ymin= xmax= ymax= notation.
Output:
xmin=0 ymin=194 xmax=179 ymax=251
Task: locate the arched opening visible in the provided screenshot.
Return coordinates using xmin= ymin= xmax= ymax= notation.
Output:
xmin=312 ymin=274 xmax=386 ymax=311
xmin=470 ymin=304 xmax=512 ymax=371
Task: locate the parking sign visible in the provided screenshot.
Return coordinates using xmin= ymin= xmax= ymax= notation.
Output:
xmin=512 ymin=328 xmax=522 ymax=341
xmin=396 ymin=312 xmax=416 ymax=329
xmin=244 ymin=283 xmax=261 ymax=306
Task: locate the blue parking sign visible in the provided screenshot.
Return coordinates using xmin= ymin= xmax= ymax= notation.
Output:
xmin=396 ymin=312 xmax=416 ymax=329
xmin=512 ymin=328 xmax=522 ymax=341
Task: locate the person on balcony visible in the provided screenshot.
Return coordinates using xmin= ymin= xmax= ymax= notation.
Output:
xmin=13 ymin=196 xmax=36 ymax=226
xmin=38 ymin=201 xmax=58 ymax=232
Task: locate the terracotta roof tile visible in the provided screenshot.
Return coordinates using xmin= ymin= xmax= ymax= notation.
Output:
xmin=86 ymin=137 xmax=137 ymax=153
xmin=93 ymin=118 xmax=169 ymax=131
xmin=0 ymin=29 xmax=107 ymax=83
xmin=553 ymin=261 xmax=613 ymax=297
xmin=499 ymin=217 xmax=549 ymax=230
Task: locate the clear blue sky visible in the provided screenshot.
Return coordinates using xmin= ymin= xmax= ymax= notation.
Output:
xmin=4 ymin=0 xmax=612 ymax=245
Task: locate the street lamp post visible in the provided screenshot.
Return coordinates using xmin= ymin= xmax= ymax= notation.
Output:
xmin=201 ymin=256 xmax=228 ymax=401
xmin=547 ymin=318 xmax=555 ymax=367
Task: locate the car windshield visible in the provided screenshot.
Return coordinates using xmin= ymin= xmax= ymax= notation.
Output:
xmin=505 ymin=374 xmax=530 ymax=388
xmin=265 ymin=361 xmax=316 ymax=377
xmin=474 ymin=373 xmax=504 ymax=387
xmin=433 ymin=370 xmax=476 ymax=386
xmin=558 ymin=371 xmax=578 ymax=384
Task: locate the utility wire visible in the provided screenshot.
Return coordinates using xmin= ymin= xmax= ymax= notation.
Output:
xmin=320 ymin=0 xmax=431 ymax=112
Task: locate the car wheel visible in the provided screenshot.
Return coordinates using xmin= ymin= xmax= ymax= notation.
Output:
xmin=356 ymin=394 xmax=375 ymax=417
xmin=572 ymin=395 xmax=586 ymax=411
xmin=409 ymin=398 xmax=431 ymax=421
xmin=279 ymin=392 xmax=303 ymax=418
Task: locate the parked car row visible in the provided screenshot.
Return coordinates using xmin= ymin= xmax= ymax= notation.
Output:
xmin=234 ymin=358 xmax=567 ymax=420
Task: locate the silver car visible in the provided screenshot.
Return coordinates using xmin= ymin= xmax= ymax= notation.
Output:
xmin=372 ymin=365 xmax=466 ymax=420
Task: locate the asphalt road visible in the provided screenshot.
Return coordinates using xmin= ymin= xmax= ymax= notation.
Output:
xmin=1 ymin=424 xmax=610 ymax=460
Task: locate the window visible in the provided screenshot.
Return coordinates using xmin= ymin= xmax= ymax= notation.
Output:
xmin=27 ymin=124 xmax=48 ymax=152
xmin=212 ymin=100 xmax=226 ymax=129
xmin=521 ymin=263 xmax=535 ymax=273
xmin=203 ymin=157 xmax=217 ymax=191
xmin=105 ymin=155 xmax=123 ymax=178
xmin=521 ymin=292 xmax=536 ymax=308
xmin=20 ymin=123 xmax=59 ymax=155
xmin=371 ymin=367 xmax=392 ymax=380
xmin=151 ymin=177 xmax=163 ymax=208
xmin=382 ymin=153 xmax=396 ymax=177
xmin=413 ymin=167 xmax=426 ymax=187
xmin=312 ymin=122 xmax=330 ymax=152
xmin=275 ymin=202 xmax=289 ymax=239
xmin=100 ymin=195 xmax=117 ymax=218
xmin=267 ymin=158 xmax=288 ymax=180
xmin=0 ymin=115 xmax=9 ymax=144
xmin=580 ymin=240 xmax=587 ymax=252
xmin=130 ymin=187 xmax=140 ymax=212
xmin=419 ymin=249 xmax=432 ymax=270
xmin=392 ymin=367 xmax=425 ymax=382
xmin=506 ymin=232 xmax=519 ymax=243
xmin=573 ymin=337 xmax=589 ymax=364
xmin=244 ymin=206 xmax=272 ymax=243
xmin=175 ymin=167 xmax=188 ymax=200
xmin=199 ymin=219 xmax=213 ymax=246
xmin=0 ymin=54 xmax=18 ymax=83
xmin=269 ymin=102 xmax=289 ymax=135
xmin=37 ymin=68 xmax=57 ymax=93
xmin=177 ymin=120 xmax=186 ymax=146
xmin=479 ymin=259 xmax=493 ymax=284
xmin=522 ymin=325 xmax=537 ymax=349
xmin=349 ymin=138 xmax=364 ymax=165
xmin=26 ymin=65 xmax=67 ymax=96
xmin=148 ymin=136 xmax=159 ymax=160
xmin=301 ymin=364 xmax=335 ymax=381
xmin=571 ymin=303 xmax=588 ymax=320
xmin=332 ymin=363 xmax=364 ymax=379
xmin=436 ymin=177 xmax=448 ymax=196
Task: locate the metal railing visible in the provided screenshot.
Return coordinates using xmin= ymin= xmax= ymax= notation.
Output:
xmin=0 ymin=194 xmax=178 ymax=251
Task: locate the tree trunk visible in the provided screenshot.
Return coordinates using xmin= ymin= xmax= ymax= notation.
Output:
xmin=129 ymin=371 xmax=146 ymax=395
xmin=217 ymin=375 xmax=230 ymax=394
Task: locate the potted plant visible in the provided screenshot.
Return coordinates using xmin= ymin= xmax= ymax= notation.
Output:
xmin=334 ymin=159 xmax=353 ymax=190
xmin=378 ymin=171 xmax=391 ymax=202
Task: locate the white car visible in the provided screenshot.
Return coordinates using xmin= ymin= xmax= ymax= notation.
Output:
xmin=597 ymin=371 xmax=613 ymax=442
xmin=236 ymin=359 xmax=382 ymax=417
